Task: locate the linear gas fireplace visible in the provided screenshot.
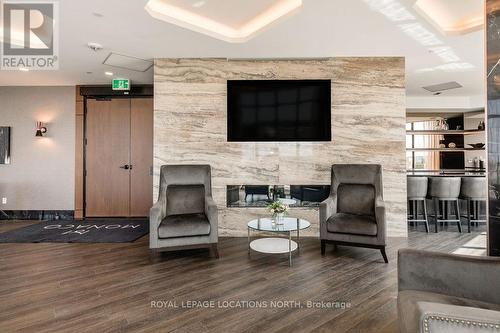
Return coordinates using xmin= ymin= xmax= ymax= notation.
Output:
xmin=226 ymin=185 xmax=331 ymax=208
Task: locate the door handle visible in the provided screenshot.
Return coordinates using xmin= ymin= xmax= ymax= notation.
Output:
xmin=120 ymin=164 xmax=130 ymax=170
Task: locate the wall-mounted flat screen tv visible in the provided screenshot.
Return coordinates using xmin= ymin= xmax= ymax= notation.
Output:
xmin=227 ymin=80 xmax=331 ymax=142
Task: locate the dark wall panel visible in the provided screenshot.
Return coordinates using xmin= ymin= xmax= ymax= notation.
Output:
xmin=487 ymin=0 xmax=500 ymax=256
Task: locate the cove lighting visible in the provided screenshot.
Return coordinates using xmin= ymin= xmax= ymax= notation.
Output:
xmin=144 ymin=0 xmax=303 ymax=43
xmin=413 ymin=0 xmax=483 ymax=36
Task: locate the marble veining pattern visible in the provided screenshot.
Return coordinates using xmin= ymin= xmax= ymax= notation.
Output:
xmin=154 ymin=58 xmax=407 ymax=237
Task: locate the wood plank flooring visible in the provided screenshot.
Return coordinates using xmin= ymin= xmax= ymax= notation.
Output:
xmin=0 ymin=220 xmax=485 ymax=333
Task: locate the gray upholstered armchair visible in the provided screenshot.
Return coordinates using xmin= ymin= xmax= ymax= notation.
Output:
xmin=398 ymin=249 xmax=500 ymax=333
xmin=320 ymin=164 xmax=387 ymax=263
xmin=150 ymin=165 xmax=219 ymax=257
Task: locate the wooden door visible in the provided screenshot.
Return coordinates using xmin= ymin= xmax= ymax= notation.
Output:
xmin=85 ymin=99 xmax=131 ymax=217
xmin=130 ymin=98 xmax=153 ymax=216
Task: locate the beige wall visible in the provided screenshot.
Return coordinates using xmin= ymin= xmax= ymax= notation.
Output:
xmin=0 ymin=86 xmax=75 ymax=210
xmin=154 ymin=58 xmax=407 ymax=237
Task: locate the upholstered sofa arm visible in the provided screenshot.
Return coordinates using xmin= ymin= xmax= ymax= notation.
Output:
xmin=398 ymin=249 xmax=500 ymax=305
xmin=205 ymin=196 xmax=218 ymax=242
xmin=319 ymin=195 xmax=337 ymax=223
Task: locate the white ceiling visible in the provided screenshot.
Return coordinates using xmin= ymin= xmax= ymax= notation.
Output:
xmin=0 ymin=0 xmax=484 ymax=101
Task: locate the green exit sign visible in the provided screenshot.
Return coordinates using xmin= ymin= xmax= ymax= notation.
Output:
xmin=112 ymin=79 xmax=130 ymax=90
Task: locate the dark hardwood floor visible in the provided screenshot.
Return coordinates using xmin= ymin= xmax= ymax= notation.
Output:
xmin=0 ymin=220 xmax=485 ymax=333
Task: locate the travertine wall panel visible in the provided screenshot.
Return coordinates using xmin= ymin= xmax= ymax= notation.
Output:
xmin=154 ymin=58 xmax=406 ymax=237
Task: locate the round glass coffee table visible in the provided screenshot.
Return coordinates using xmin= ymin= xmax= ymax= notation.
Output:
xmin=247 ymin=217 xmax=311 ymax=266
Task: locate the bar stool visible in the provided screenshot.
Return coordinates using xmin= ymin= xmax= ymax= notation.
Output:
xmin=460 ymin=177 xmax=487 ymax=233
xmin=407 ymin=176 xmax=429 ymax=232
xmin=428 ymin=177 xmax=462 ymax=233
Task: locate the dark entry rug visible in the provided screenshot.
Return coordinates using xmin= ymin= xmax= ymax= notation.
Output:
xmin=0 ymin=219 xmax=149 ymax=243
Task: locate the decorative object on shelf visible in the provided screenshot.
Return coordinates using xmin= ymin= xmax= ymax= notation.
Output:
xmin=474 ymin=157 xmax=480 ymax=169
xmin=456 ymin=125 xmax=462 ymax=130
xmin=478 ymin=121 xmax=485 ymax=130
xmin=35 ymin=121 xmax=47 ymax=137
xmin=435 ymin=119 xmax=449 ymax=130
xmin=467 ymin=143 xmax=485 ymax=148
xmin=439 ymin=139 xmax=446 ymax=148
xmin=0 ymin=126 xmax=11 ymax=164
xmin=267 ymin=200 xmax=289 ymax=225
xmin=448 ymin=142 xmax=457 ymax=148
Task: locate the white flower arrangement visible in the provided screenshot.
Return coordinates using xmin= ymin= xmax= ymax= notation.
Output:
xmin=267 ymin=201 xmax=288 ymax=216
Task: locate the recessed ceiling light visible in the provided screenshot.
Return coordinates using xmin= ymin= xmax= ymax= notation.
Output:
xmin=86 ymin=71 xmax=93 ymax=74
xmin=105 ymin=71 xmax=113 ymax=76
xmin=19 ymin=68 xmax=29 ymax=72
xmin=92 ymin=12 xmax=103 ymax=18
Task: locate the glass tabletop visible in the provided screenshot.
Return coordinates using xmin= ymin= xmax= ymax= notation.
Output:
xmin=247 ymin=217 xmax=311 ymax=232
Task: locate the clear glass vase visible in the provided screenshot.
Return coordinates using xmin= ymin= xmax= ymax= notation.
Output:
xmin=275 ymin=213 xmax=285 ymax=225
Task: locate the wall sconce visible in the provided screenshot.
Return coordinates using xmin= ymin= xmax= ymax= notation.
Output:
xmin=35 ymin=121 xmax=47 ymax=137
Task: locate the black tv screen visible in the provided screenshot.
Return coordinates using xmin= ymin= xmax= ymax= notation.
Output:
xmin=227 ymin=80 xmax=331 ymax=142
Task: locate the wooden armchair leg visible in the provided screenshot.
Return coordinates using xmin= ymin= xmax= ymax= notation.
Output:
xmin=321 ymin=240 xmax=326 ymax=255
xmin=380 ymin=247 xmax=388 ymax=263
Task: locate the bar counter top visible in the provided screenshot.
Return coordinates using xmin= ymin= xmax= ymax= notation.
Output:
xmin=407 ymin=169 xmax=486 ymax=177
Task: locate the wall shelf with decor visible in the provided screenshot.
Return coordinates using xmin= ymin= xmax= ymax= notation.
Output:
xmin=406 ymin=114 xmax=486 ymax=170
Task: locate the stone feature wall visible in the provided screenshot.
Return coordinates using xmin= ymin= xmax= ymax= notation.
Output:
xmin=154 ymin=58 xmax=406 ymax=237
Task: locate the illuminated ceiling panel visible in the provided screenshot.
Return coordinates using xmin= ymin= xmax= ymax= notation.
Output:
xmin=145 ymin=0 xmax=303 ymax=43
